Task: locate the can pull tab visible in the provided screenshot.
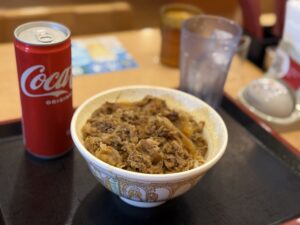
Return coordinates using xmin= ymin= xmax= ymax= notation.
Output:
xmin=36 ymin=29 xmax=54 ymax=43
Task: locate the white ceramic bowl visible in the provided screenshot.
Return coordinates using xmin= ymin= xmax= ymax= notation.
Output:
xmin=71 ymin=86 xmax=228 ymax=208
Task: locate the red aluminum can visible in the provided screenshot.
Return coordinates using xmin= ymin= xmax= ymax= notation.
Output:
xmin=14 ymin=21 xmax=73 ymax=158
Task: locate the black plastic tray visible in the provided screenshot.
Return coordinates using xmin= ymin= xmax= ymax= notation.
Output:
xmin=0 ymin=110 xmax=300 ymax=225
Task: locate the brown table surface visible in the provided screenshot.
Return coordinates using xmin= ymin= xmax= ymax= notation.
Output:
xmin=0 ymin=28 xmax=299 ymax=154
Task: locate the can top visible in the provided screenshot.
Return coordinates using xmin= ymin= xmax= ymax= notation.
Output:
xmin=14 ymin=21 xmax=70 ymax=46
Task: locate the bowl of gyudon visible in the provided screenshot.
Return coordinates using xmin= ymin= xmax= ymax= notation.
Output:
xmin=71 ymin=86 xmax=228 ymax=207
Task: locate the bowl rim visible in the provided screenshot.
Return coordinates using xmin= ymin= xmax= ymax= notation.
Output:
xmin=71 ymin=85 xmax=228 ymax=182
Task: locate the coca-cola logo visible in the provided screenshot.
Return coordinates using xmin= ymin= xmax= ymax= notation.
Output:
xmin=21 ymin=65 xmax=72 ymax=97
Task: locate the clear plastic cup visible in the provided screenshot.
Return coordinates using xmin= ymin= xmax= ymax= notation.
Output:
xmin=180 ymin=15 xmax=242 ymax=108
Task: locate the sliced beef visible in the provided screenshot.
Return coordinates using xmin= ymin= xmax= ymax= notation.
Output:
xmin=82 ymin=96 xmax=207 ymax=174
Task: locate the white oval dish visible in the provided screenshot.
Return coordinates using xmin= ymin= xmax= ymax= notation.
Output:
xmin=238 ymin=78 xmax=300 ymax=126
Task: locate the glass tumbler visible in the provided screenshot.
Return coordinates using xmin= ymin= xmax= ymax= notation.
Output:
xmin=180 ymin=15 xmax=242 ymax=108
xmin=160 ymin=3 xmax=202 ymax=67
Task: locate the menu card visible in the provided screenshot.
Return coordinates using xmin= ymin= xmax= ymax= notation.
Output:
xmin=72 ymin=36 xmax=138 ymax=76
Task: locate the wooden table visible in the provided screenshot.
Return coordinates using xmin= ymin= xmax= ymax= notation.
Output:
xmin=0 ymin=28 xmax=299 ymax=154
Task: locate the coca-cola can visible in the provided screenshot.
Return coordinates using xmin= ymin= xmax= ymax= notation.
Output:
xmin=14 ymin=21 xmax=73 ymax=158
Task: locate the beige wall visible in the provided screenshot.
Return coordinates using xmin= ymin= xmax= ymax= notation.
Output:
xmin=0 ymin=0 xmax=240 ymax=42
